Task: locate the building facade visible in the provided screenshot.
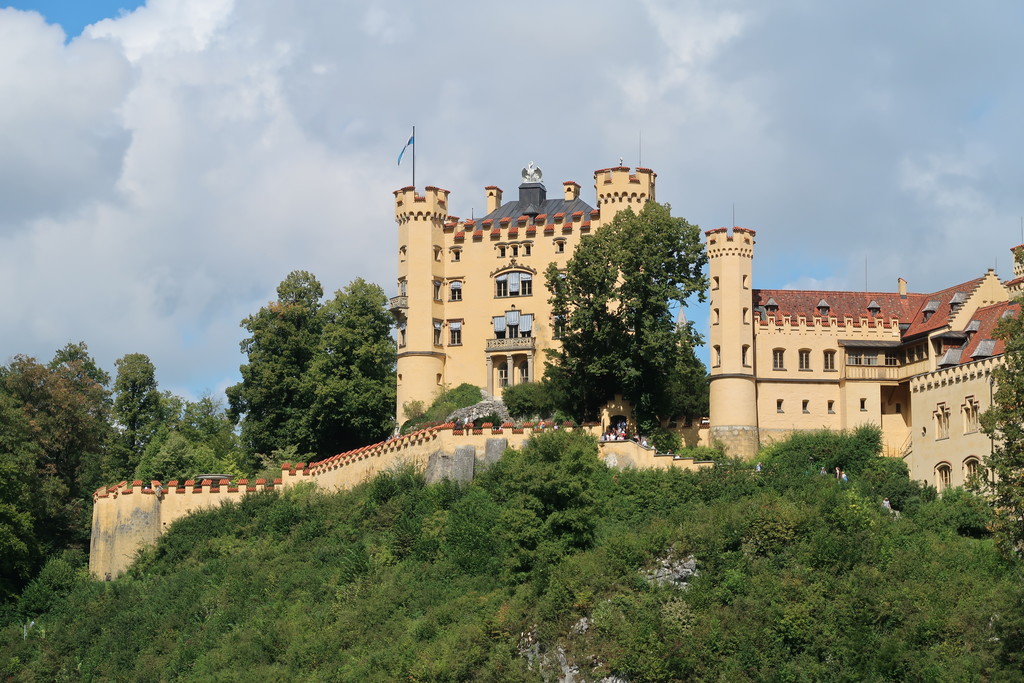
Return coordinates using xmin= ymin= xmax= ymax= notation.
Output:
xmin=708 ymin=227 xmax=1020 ymax=490
xmin=392 ymin=164 xmax=656 ymax=423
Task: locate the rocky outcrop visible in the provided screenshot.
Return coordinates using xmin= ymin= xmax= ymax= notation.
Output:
xmin=446 ymin=398 xmax=511 ymax=425
xmin=641 ymin=549 xmax=698 ymax=590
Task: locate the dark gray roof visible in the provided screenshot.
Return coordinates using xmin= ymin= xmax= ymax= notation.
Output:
xmin=949 ymin=291 xmax=968 ymax=304
xmin=938 ymin=349 xmax=963 ymax=366
xmin=817 ymin=298 xmax=830 ymax=308
xmin=965 ymin=320 xmax=981 ymax=333
xmin=972 ymin=340 xmax=997 ymax=358
xmin=867 ymin=300 xmax=881 ymax=310
xmin=922 ymin=300 xmax=941 ymax=313
xmin=481 ymin=197 xmax=594 ymax=222
xmin=837 ymin=339 xmax=901 ymax=348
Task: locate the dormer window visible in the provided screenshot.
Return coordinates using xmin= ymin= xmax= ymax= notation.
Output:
xmin=765 ymin=297 xmax=779 ymax=314
xmin=867 ymin=300 xmax=880 ymax=315
xmin=949 ymin=291 xmax=967 ymax=315
xmin=922 ymin=300 xmax=940 ymax=322
xmin=817 ymin=298 xmax=830 ymax=316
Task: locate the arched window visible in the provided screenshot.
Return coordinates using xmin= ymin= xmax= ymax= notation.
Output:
xmin=742 ymin=344 xmax=750 ymax=367
xmin=495 ymin=271 xmax=533 ymax=297
xmin=935 ymin=463 xmax=952 ymax=492
xmin=449 ymin=280 xmax=462 ymax=301
xmin=964 ymin=457 xmax=981 ymax=482
xmin=497 ymin=362 xmax=509 ymax=388
xmin=712 ymin=345 xmax=721 ymax=367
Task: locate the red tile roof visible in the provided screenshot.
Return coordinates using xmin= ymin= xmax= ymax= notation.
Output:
xmin=753 ymin=276 xmax=986 ymax=339
xmin=958 ymin=301 xmax=1020 ymax=363
xmin=753 ymin=289 xmax=923 ymax=325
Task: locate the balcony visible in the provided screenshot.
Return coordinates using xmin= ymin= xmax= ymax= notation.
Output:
xmin=486 ymin=337 xmax=536 ymax=352
xmin=844 ymin=364 xmax=902 ymax=382
xmin=388 ymin=295 xmax=408 ymax=312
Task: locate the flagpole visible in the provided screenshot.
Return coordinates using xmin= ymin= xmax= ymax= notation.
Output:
xmin=412 ymin=125 xmax=416 ymax=189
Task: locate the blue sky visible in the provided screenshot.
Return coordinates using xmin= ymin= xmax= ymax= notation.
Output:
xmin=1 ymin=1 xmax=1023 ymax=403
xmin=5 ymin=1 xmax=144 ymax=37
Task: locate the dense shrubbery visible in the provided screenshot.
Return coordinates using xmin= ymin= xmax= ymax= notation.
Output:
xmin=402 ymin=382 xmax=483 ymax=433
xmin=2 ymin=429 xmax=1022 ymax=681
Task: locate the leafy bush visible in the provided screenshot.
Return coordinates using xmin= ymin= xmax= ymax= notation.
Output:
xmin=651 ymin=428 xmax=681 ymax=454
xmin=402 ymin=383 xmax=483 ymax=433
xmin=502 ymin=381 xmax=556 ymax=419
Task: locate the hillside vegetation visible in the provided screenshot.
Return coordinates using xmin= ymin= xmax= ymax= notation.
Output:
xmin=3 ymin=429 xmax=1024 ymax=681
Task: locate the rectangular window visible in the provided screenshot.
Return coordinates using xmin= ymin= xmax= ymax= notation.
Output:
xmin=449 ymin=281 xmax=462 ymax=301
xmin=742 ymin=345 xmax=750 ymax=367
xmin=963 ymin=398 xmax=979 ymax=434
xmin=847 ymin=352 xmax=862 ymax=366
xmin=524 ymin=243 xmax=532 ymax=256
xmin=493 ymin=315 xmax=507 ymax=339
xmin=399 ymin=279 xmax=407 ymax=296
xmin=495 ymin=275 xmax=509 ymax=297
xmin=799 ymin=350 xmax=811 ymax=370
xmin=498 ymin=365 xmax=508 ymax=388
xmin=433 ymin=320 xmax=442 ymax=346
xmin=777 ymin=399 xmax=784 ymax=413
xmin=398 ymin=322 xmax=406 ymax=348
xmin=824 ymin=350 xmax=836 ymax=371
xmin=556 ymin=240 xmax=565 ymax=253
xmin=827 ymin=400 xmax=835 ymax=414
xmin=433 ymin=281 xmax=441 ymax=301
xmin=773 ymin=349 xmax=785 ymax=370
xmin=521 ymin=275 xmax=532 ymax=296
xmin=802 ymin=400 xmax=810 ymax=414
xmin=511 ymin=245 xmax=519 ymax=257
xmin=885 ymin=351 xmax=899 ymax=366
xmin=448 ymin=321 xmax=462 ymax=346
xmin=553 ymin=314 xmax=565 ymax=339
xmin=863 ymin=353 xmax=878 ymax=366
xmin=452 ymin=249 xmax=461 ymax=262
xmin=498 ymin=246 xmax=506 ymax=258
xmin=860 ymin=398 xmax=867 ymax=412
xmin=935 ymin=403 xmax=950 ymax=439
xmin=519 ymin=363 xmax=529 ymax=384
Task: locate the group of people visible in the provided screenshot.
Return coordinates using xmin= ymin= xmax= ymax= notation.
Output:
xmin=600 ymin=422 xmax=649 ymax=448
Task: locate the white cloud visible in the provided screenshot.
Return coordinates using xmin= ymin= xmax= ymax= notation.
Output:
xmin=1 ymin=1 xmax=1023 ymax=397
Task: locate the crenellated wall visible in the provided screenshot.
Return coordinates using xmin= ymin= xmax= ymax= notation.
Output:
xmin=89 ymin=477 xmax=281 ymax=580
xmin=90 ymin=421 xmax=713 ymax=579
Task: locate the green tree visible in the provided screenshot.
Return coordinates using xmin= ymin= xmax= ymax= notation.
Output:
xmin=304 ymin=278 xmax=396 ymax=454
xmin=227 ymin=272 xmax=397 ymax=459
xmin=0 ymin=393 xmax=40 ymax=601
xmin=227 ymin=271 xmax=324 ymax=457
xmin=544 ymin=201 xmax=708 ymax=429
xmin=981 ymin=266 xmax=1024 ymax=553
xmin=0 ymin=354 xmax=111 ymax=558
xmin=111 ymin=353 xmax=163 ymax=474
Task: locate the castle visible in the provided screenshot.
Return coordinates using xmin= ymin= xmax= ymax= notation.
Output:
xmin=392 ymin=163 xmax=656 ymax=424
xmin=89 ymin=162 xmax=1022 ymax=578
xmin=707 ymin=227 xmax=1020 ymax=489
xmin=395 ymin=162 xmax=1022 ymax=491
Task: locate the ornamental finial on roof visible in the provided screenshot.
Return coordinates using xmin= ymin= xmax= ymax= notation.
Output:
xmin=522 ymin=161 xmax=542 ymax=183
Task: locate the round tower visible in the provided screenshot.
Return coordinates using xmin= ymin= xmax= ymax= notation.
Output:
xmin=706 ymin=227 xmax=759 ymax=459
xmin=594 ymin=166 xmax=656 ymax=224
xmin=394 ymin=185 xmax=450 ymax=424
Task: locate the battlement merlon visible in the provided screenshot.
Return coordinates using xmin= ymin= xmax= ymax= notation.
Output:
xmin=394 ymin=186 xmax=451 ymax=222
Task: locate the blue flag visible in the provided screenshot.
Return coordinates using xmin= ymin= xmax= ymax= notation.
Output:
xmin=397 ymin=135 xmax=414 ymax=165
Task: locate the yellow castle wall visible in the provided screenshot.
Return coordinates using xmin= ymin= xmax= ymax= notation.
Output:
xmin=90 ymin=422 xmax=712 ymax=580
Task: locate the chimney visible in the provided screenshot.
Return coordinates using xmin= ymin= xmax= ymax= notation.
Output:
xmin=898 ymin=277 xmax=907 ymax=298
xmin=485 ymin=186 xmax=502 ymax=214
xmin=563 ymin=181 xmax=580 ymax=201
xmin=519 ymin=181 xmax=546 ymax=216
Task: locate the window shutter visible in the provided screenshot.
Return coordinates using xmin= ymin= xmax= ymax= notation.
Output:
xmin=450 ymin=281 xmax=462 ymax=290
xmin=506 ymin=310 xmax=520 ymax=325
xmin=509 ymin=272 xmax=521 ymax=293
xmin=433 ymin=321 xmax=442 ymax=330
xmin=449 ymin=321 xmax=462 ymax=331
xmin=520 ymin=314 xmax=533 ymax=332
xmin=493 ymin=316 xmax=506 ymax=333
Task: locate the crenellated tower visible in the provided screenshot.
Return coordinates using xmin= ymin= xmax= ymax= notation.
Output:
xmin=706 ymin=227 xmax=759 ymax=459
xmin=394 ymin=185 xmax=450 ymax=424
xmin=594 ymin=166 xmax=656 ymax=222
